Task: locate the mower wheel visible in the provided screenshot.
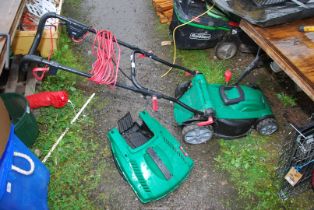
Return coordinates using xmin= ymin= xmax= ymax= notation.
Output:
xmin=256 ymin=118 xmax=278 ymax=135
xmin=175 ymin=81 xmax=191 ymax=99
xmin=215 ymin=41 xmax=238 ymax=60
xmin=182 ymin=124 xmax=213 ymax=144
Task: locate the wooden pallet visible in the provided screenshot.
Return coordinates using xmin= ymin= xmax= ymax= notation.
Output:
xmin=0 ymin=57 xmax=38 ymax=96
xmin=152 ymin=0 xmax=173 ymax=24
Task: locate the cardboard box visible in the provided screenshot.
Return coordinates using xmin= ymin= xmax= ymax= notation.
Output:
xmin=0 ymin=98 xmax=10 ymax=157
xmin=12 ymin=0 xmax=63 ymax=57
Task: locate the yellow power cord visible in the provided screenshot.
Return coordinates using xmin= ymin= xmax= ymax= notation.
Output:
xmin=161 ymin=2 xmax=216 ymax=77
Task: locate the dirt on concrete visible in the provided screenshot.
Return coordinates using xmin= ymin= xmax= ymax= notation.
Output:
xmin=62 ymin=0 xmax=313 ymax=209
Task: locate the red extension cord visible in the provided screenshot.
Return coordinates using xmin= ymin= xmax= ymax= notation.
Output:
xmin=89 ymin=30 xmax=120 ymax=86
xmin=33 ymin=27 xmax=121 ymax=86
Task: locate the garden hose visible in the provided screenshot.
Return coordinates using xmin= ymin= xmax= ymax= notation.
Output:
xmin=161 ymin=3 xmax=215 ymax=77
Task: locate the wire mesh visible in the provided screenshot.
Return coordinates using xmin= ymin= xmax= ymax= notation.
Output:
xmin=277 ymin=121 xmax=314 ymax=199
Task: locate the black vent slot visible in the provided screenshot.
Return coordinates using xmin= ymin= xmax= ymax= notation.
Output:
xmin=117 ymin=112 xmax=154 ymax=149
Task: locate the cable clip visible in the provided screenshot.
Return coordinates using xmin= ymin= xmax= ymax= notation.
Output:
xmin=138 ymin=54 xmax=146 ymax=59
xmin=180 ymin=146 xmax=189 ymax=157
xmin=152 ymin=96 xmax=158 ymax=112
xmin=32 ymin=67 xmax=49 ymax=81
xmin=197 ymin=116 xmax=214 ymax=127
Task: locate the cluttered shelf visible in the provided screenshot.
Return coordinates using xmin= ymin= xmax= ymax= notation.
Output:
xmin=240 ymin=17 xmax=314 ymax=101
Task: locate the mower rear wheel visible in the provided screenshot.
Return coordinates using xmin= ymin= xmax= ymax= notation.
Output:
xmin=215 ymin=41 xmax=238 ymax=60
xmin=175 ymin=81 xmax=191 ymax=99
xmin=256 ymin=118 xmax=278 ymax=135
xmin=182 ymin=124 xmax=213 ymax=144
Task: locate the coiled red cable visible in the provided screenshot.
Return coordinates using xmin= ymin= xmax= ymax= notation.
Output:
xmin=89 ymin=30 xmax=120 ymax=86
xmin=32 ymin=27 xmax=120 ymax=86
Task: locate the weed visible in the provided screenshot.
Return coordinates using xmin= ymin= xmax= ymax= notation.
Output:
xmin=176 ymin=49 xmax=229 ymax=83
xmin=276 ymin=92 xmax=297 ymax=107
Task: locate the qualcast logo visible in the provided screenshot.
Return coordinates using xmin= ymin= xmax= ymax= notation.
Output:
xmin=189 ymin=32 xmax=211 ymax=40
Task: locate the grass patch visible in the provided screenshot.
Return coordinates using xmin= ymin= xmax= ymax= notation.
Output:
xmin=215 ymin=134 xmax=282 ymax=209
xmin=63 ymin=0 xmax=82 ymax=9
xmin=32 ymin=32 xmax=103 ymax=209
xmin=215 ymin=134 xmax=313 ymax=210
xmin=276 ymin=92 xmax=297 ymax=107
xmin=176 ymin=49 xmax=229 ymax=83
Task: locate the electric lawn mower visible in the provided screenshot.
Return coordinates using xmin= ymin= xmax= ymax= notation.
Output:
xmin=20 ymin=13 xmax=278 ymax=145
xmin=170 ymin=0 xmax=256 ymax=59
xmin=170 ymin=0 xmax=239 ymax=59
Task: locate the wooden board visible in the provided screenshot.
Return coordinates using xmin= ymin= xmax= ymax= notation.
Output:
xmin=1 ymin=56 xmax=39 ymax=95
xmin=240 ymin=18 xmax=314 ymax=101
xmin=0 ymin=0 xmax=26 ymax=75
xmin=152 ymin=0 xmax=173 ymax=24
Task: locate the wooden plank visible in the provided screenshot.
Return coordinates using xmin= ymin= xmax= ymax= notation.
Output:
xmin=0 ymin=0 xmax=26 ymax=75
xmin=156 ymin=2 xmax=173 ymax=12
xmin=240 ymin=18 xmax=314 ymax=101
xmin=24 ymin=68 xmax=37 ymax=96
xmin=163 ymin=9 xmax=173 ymax=19
xmin=4 ymin=59 xmax=19 ymax=93
xmin=153 ymin=0 xmax=168 ymax=6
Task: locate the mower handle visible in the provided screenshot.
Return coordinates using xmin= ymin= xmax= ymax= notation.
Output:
xmin=28 ymin=13 xmax=93 ymax=55
xmin=28 ymin=12 xmax=196 ymax=75
xmin=234 ymin=48 xmax=262 ymax=85
xmin=20 ymin=54 xmax=205 ymax=116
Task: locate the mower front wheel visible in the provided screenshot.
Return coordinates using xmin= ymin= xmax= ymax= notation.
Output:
xmin=182 ymin=124 xmax=213 ymax=144
xmin=256 ymin=118 xmax=278 ymax=135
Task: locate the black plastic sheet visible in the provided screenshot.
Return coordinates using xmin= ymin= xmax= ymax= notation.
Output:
xmin=211 ymin=0 xmax=314 ymax=27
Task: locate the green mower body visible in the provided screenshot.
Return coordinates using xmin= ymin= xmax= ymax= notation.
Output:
xmin=174 ymin=74 xmax=276 ymax=141
xmin=107 ymin=111 xmax=194 ymax=203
